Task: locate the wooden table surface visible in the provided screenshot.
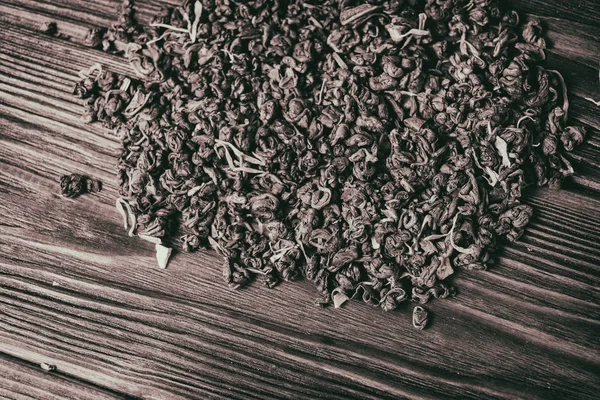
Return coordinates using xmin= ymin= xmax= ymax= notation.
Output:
xmin=0 ymin=1 xmax=599 ymax=399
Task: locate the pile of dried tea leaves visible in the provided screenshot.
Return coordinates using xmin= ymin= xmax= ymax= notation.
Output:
xmin=75 ymin=0 xmax=585 ymax=316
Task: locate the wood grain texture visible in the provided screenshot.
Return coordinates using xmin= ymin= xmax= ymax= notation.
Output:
xmin=0 ymin=353 xmax=124 ymax=400
xmin=0 ymin=1 xmax=599 ymax=399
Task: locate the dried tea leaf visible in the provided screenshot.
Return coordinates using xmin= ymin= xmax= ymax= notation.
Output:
xmin=385 ymin=26 xmax=430 ymax=44
xmin=484 ymin=167 xmax=500 ymax=187
xmin=40 ymin=362 xmax=56 ymax=372
xmin=495 ymin=136 xmax=512 ymax=167
xmin=436 ymin=259 xmax=454 ymax=280
xmin=332 ymin=288 xmax=350 ymax=308
xmin=115 ymin=198 xmax=129 ymax=229
xmin=340 ymin=4 xmax=382 ymax=26
xmin=584 ymin=97 xmax=600 ymax=106
xmin=156 ymin=244 xmax=172 ymax=269
xmin=59 ymin=174 xmax=100 ymax=198
xmin=412 ymin=306 xmax=428 ymax=330
xmin=449 ymin=215 xmax=475 ymax=255
xmin=548 ymin=70 xmax=569 ymax=121
xmin=139 ymin=234 xmax=162 ymax=244
xmin=116 ymin=197 xmax=137 ymax=237
xmin=187 ymin=185 xmax=204 ymax=197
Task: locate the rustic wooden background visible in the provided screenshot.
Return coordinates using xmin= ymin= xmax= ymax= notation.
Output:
xmin=0 ymin=1 xmax=599 ymax=399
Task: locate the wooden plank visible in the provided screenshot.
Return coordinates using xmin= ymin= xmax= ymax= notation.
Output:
xmin=507 ymin=0 xmax=600 ymax=27
xmin=0 ymin=109 xmax=598 ymax=398
xmin=0 ymin=230 xmax=598 ymax=400
xmin=0 ymin=1 xmax=598 ymax=399
xmin=0 ymin=353 xmax=125 ymax=400
xmin=0 ymin=0 xmax=178 ymax=36
xmin=542 ymin=16 xmax=600 ymax=71
xmin=544 ymin=53 xmax=600 ymax=130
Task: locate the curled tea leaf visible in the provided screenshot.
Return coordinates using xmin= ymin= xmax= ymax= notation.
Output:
xmin=116 ymin=197 xmax=136 ymax=237
xmin=494 ymin=135 xmax=512 ymax=168
xmin=548 ymin=70 xmax=569 ymax=122
xmin=449 ymin=214 xmax=475 ymax=255
xmin=332 ymin=288 xmax=350 ymax=308
xmin=386 ymin=27 xmax=430 ymax=44
xmin=115 ymin=198 xmax=128 ymax=229
xmin=560 ymin=126 xmax=585 ymax=151
xmin=412 ymin=306 xmax=428 ymax=330
xmin=59 ymin=174 xmax=101 ymax=198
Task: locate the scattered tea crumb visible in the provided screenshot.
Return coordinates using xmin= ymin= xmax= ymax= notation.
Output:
xmin=39 ymin=21 xmax=71 ymax=39
xmin=40 ymin=362 xmax=56 ymax=372
xmin=39 ymin=21 xmax=58 ymax=35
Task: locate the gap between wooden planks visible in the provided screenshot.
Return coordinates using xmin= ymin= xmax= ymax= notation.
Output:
xmin=0 ymin=0 xmax=599 ymax=399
